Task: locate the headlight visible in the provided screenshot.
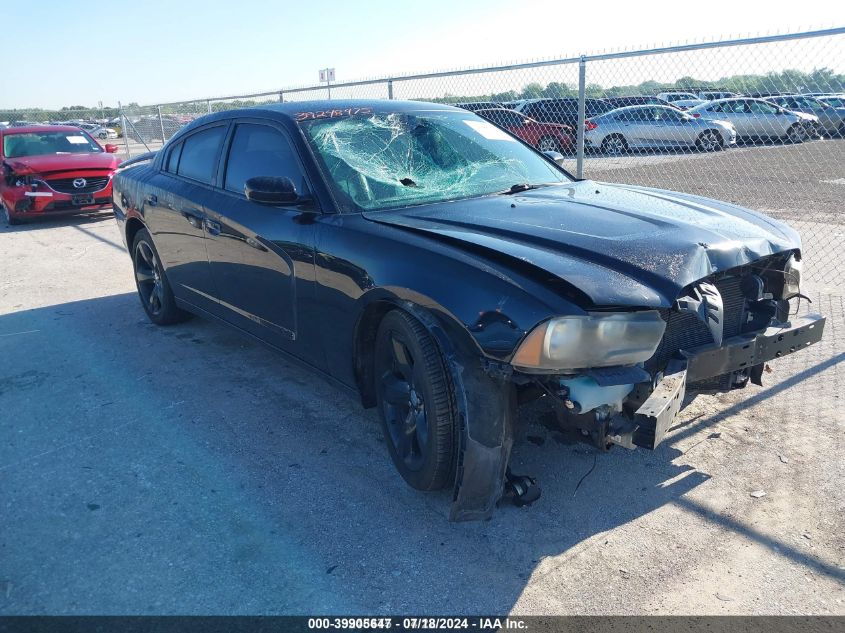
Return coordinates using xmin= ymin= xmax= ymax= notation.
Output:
xmin=783 ymin=254 xmax=802 ymax=299
xmin=512 ymin=311 xmax=667 ymax=372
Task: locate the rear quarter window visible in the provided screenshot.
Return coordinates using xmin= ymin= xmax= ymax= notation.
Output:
xmin=176 ymin=126 xmax=226 ymax=184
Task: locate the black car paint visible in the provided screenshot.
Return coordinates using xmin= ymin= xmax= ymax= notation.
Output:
xmin=113 ymin=100 xmax=805 ymax=521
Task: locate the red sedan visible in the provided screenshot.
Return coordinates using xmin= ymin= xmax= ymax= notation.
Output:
xmin=1 ymin=125 xmax=121 ymax=225
xmin=474 ymin=108 xmax=574 ymax=153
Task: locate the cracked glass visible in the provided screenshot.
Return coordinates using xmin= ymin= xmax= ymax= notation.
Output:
xmin=299 ymin=110 xmax=571 ymax=212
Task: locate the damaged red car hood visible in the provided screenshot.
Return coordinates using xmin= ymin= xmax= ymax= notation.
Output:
xmin=4 ymin=152 xmax=120 ymax=175
xmin=364 ymin=180 xmax=801 ymax=308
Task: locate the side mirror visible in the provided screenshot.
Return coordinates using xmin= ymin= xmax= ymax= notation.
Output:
xmin=543 ymin=150 xmax=566 ymax=167
xmin=105 ymin=144 xmax=119 ymax=153
xmin=245 ymin=176 xmax=300 ymax=205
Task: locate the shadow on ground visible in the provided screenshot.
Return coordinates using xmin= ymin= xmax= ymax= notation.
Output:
xmin=0 ymin=292 xmax=840 ymax=613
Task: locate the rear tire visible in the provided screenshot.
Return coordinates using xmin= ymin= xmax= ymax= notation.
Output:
xmin=374 ymin=309 xmax=457 ymax=492
xmin=601 ymin=134 xmax=628 ymax=156
xmin=131 ymin=229 xmax=191 ymax=326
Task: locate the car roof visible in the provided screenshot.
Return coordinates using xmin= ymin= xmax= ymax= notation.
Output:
xmin=165 ymin=100 xmax=472 ymax=143
xmin=250 ymin=99 xmax=459 ymax=117
xmin=475 ymin=108 xmax=519 ymax=114
xmin=0 ymin=124 xmax=90 ymax=135
xmin=601 ymin=104 xmax=674 ymax=113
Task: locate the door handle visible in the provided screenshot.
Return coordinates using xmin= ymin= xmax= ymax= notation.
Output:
xmin=182 ymin=208 xmax=204 ymax=229
xmin=145 ymin=194 xmax=157 ymax=206
xmin=204 ymin=219 xmax=221 ymax=236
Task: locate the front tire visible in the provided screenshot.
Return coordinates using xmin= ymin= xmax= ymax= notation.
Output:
xmin=1 ymin=200 xmax=20 ymax=225
xmin=696 ymin=130 xmax=723 ymax=152
xmin=132 ymin=229 xmax=190 ymax=325
xmin=786 ymin=123 xmax=807 ymax=144
xmin=374 ymin=309 xmax=457 ymax=491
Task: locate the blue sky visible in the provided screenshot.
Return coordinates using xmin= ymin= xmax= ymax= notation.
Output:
xmin=3 ymin=0 xmax=840 ymax=109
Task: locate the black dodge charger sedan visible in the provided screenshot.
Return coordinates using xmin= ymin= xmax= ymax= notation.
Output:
xmin=112 ymin=100 xmax=825 ymax=521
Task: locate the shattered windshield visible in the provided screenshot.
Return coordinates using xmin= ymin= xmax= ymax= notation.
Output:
xmin=299 ymin=110 xmax=571 ymax=212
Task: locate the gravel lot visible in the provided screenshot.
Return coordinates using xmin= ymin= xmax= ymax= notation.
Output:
xmin=1 ymin=139 xmax=843 ymax=615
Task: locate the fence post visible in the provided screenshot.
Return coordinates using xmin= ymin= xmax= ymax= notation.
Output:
xmin=157 ymin=106 xmax=167 ymax=144
xmin=119 ymin=101 xmax=131 ymax=159
xmin=576 ymin=56 xmax=586 ymax=179
xmin=279 ymin=91 xmax=284 ymax=103
xmin=207 ymin=100 xmax=212 ymax=114
xmin=387 ymin=79 xmax=394 ymax=100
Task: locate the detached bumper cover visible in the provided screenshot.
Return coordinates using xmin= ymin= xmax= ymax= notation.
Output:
xmin=634 ymin=314 xmax=825 ymax=449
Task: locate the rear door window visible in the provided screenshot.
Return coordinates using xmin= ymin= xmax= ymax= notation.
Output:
xmin=177 ymin=125 xmax=226 ymax=184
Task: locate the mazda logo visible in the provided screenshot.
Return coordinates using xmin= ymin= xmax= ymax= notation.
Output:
xmin=73 ymin=178 xmax=87 ymax=189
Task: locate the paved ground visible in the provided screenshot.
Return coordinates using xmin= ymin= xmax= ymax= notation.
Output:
xmin=1 ymin=140 xmax=843 ymax=615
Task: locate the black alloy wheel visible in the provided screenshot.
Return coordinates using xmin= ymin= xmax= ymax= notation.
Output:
xmin=132 ymin=229 xmax=190 ymax=325
xmin=374 ymin=310 xmax=457 ymax=491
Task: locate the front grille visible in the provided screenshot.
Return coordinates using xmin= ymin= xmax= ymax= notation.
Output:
xmin=46 ymin=176 xmax=110 ymax=194
xmin=647 ymin=275 xmax=746 ymax=373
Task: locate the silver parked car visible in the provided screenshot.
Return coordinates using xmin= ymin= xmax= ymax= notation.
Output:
xmin=584 ymin=105 xmax=736 ymax=155
xmin=767 ymin=95 xmax=845 ymax=138
xmin=687 ymin=98 xmax=817 ymax=143
xmin=78 ymin=122 xmax=119 ymax=140
xmin=806 ymin=93 xmax=845 ymax=108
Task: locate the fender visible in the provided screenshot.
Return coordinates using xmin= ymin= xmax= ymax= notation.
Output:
xmin=398 ymin=301 xmax=515 ymax=522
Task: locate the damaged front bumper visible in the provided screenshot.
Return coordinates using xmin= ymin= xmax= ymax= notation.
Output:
xmin=633 ymin=314 xmax=825 ymax=449
xmin=449 ymin=313 xmax=825 ymax=520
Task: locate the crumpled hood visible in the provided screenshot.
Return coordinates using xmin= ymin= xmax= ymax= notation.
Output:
xmin=364 ymin=180 xmax=800 ymax=308
xmin=3 ymin=152 xmax=120 ymax=175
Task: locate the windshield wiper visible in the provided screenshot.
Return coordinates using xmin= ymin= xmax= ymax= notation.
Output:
xmin=497 ymin=183 xmax=545 ymax=195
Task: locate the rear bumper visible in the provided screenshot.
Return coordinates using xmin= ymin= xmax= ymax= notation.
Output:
xmin=634 ymin=314 xmax=825 ymax=449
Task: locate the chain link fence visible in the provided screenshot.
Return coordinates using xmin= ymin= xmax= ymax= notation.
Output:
xmin=115 ymin=27 xmax=844 ymax=293
xmin=7 ymin=28 xmax=841 ymax=292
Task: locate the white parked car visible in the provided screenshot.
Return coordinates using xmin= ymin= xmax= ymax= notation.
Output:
xmin=655 ymin=92 xmax=706 ymax=110
xmin=698 ymin=91 xmax=739 ymax=100
xmin=657 ymin=91 xmax=698 ymax=102
xmin=78 ymin=122 xmax=118 ymax=140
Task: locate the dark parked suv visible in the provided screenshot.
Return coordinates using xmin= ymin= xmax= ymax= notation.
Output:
xmin=513 ymin=98 xmax=615 ymax=127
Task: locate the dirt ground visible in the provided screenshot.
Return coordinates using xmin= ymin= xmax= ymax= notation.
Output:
xmin=0 ymin=143 xmax=843 ymax=614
